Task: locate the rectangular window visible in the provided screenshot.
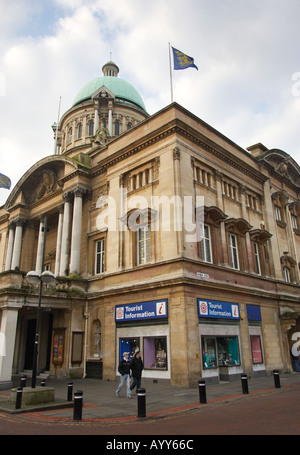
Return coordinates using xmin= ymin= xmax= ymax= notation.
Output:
xmin=95 ymin=238 xmax=105 ymax=274
xmin=283 ymin=266 xmax=291 ymax=283
xmin=77 ymin=123 xmax=82 ymax=139
xmin=202 ymin=337 xmax=217 ymax=368
xmin=229 ymin=234 xmax=239 ymax=269
xmin=202 ymin=336 xmax=240 ymax=368
xmin=275 ymin=206 xmax=281 ymax=221
xmin=291 ymin=215 xmax=298 ymax=229
xmin=201 ymin=224 xmax=212 ymax=263
xmin=137 ymin=227 xmax=150 ymax=265
xmin=254 ymin=242 xmax=261 ymax=275
xmin=144 ymin=336 xmax=167 ymax=370
xmin=250 ymin=335 xmax=263 ymax=364
xmin=217 ymin=337 xmax=240 ymax=366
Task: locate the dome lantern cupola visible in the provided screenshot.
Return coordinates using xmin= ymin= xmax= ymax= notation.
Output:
xmin=102 ymin=61 xmax=119 ymax=77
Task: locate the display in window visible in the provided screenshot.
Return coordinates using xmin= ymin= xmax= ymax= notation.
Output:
xmin=202 ymin=336 xmax=240 ymax=368
xmin=250 ymin=335 xmax=263 ymax=364
xmin=119 ymin=337 xmax=140 ymax=360
xmin=144 ymin=337 xmax=167 ymax=370
xmin=202 ymin=337 xmax=216 ymax=368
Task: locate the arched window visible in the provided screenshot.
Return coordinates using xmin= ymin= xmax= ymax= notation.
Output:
xmin=68 ymin=127 xmax=72 ymax=143
xmin=281 ymin=253 xmax=297 ymax=283
xmin=114 ymin=120 xmax=120 ymax=136
xmin=127 ymin=122 xmax=132 ymax=130
xmin=77 ymin=123 xmax=82 ymax=139
xmin=88 ymin=120 xmax=94 ymax=136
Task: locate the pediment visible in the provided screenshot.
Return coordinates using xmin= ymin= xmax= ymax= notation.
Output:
xmin=260 ymin=149 xmax=300 ymax=187
xmin=4 ymin=156 xmax=77 ymax=210
xmin=92 ymin=85 xmax=115 ymax=102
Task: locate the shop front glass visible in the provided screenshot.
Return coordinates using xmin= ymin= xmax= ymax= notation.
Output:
xmin=119 ymin=337 xmax=140 ymax=360
xmin=202 ymin=336 xmax=240 ymax=368
xmin=144 ymin=336 xmax=167 ymax=370
xmin=250 ymin=335 xmax=263 ymax=364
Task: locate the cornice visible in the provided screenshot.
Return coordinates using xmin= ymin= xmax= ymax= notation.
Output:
xmin=91 ymin=117 xmax=268 ymax=185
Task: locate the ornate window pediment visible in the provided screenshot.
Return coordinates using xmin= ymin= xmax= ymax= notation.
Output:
xmin=224 ymin=217 xmax=252 ymax=235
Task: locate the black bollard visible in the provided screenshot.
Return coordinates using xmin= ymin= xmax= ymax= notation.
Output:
xmin=40 ymin=379 xmax=46 ymax=387
xmin=198 ymin=379 xmax=207 ymax=404
xmin=241 ymin=373 xmax=249 ymax=394
xmin=20 ymin=375 xmax=27 ymax=388
xmin=15 ymin=387 xmax=23 ymax=409
xmin=67 ymin=382 xmax=73 ymax=401
xmin=137 ymin=388 xmax=146 ymax=418
xmin=273 ymin=370 xmax=281 ymax=389
xmin=73 ymin=390 xmax=83 ymax=421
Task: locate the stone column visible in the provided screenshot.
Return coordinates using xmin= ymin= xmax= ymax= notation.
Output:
xmin=4 ymin=223 xmax=15 ymax=271
xmin=70 ymin=188 xmax=85 ymax=275
xmin=94 ymin=108 xmax=99 ymax=134
xmin=0 ymin=307 xmax=19 ymax=388
xmin=108 ymin=101 xmax=113 ymax=136
xmin=35 ymin=217 xmax=45 ymax=274
xmin=11 ymin=219 xmax=25 ymax=271
xmin=55 ymin=206 xmax=64 ymax=277
xmin=60 ymin=193 xmax=73 ymax=276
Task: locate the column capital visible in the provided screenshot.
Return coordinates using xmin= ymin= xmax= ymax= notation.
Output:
xmin=62 ymin=191 xmax=73 ymax=203
xmin=73 ymin=186 xmax=87 ymax=198
xmin=15 ymin=217 xmax=27 ymax=227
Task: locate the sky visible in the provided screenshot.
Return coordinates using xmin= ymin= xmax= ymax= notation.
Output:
xmin=1 ymin=0 xmax=300 ymax=206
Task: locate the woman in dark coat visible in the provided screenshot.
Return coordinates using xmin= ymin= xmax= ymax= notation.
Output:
xmin=130 ymin=350 xmax=144 ymax=393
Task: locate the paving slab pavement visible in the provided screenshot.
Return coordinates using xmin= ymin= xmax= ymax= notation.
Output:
xmin=1 ymin=372 xmax=300 ymax=422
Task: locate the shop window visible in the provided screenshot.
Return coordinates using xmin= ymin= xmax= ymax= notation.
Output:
xmin=95 ymin=238 xmax=105 ymax=274
xmin=250 ymin=335 xmax=263 ymax=364
xmin=119 ymin=337 xmax=140 ymax=360
xmin=202 ymin=337 xmax=217 ymax=368
xmin=202 ymin=336 xmax=240 ymax=369
xmin=144 ymin=337 xmax=167 ymax=370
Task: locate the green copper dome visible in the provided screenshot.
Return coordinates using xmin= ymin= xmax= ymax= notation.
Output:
xmin=72 ymin=75 xmax=147 ymax=112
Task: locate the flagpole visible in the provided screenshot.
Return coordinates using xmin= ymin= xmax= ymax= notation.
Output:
xmin=168 ymin=42 xmax=174 ymax=103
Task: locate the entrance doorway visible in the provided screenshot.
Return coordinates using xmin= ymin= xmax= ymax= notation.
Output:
xmin=24 ymin=319 xmax=36 ymax=370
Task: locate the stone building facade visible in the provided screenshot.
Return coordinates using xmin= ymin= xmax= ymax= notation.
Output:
xmin=0 ymin=61 xmax=299 ymax=389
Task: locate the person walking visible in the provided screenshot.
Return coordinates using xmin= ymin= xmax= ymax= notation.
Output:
xmin=116 ymin=352 xmax=132 ymax=398
xmin=130 ymin=349 xmax=144 ymax=393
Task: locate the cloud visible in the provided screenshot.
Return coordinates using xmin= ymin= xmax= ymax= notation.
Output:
xmin=0 ymin=0 xmax=299 ymax=206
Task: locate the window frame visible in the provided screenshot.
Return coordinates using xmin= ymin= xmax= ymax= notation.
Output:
xmin=200 ymin=224 xmax=213 ymax=263
xmin=95 ymin=238 xmax=105 ymax=275
xmin=229 ymin=233 xmax=240 ymax=270
xmin=253 ymin=242 xmax=261 ymax=275
xmin=137 ymin=226 xmax=151 ymax=265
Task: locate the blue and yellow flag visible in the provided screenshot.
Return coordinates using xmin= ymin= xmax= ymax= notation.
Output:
xmin=172 ymin=47 xmax=198 ymax=71
xmin=0 ymin=173 xmax=11 ymax=189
